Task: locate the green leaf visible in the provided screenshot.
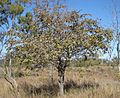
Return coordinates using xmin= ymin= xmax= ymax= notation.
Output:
xmin=9 ymin=4 xmax=24 ymax=15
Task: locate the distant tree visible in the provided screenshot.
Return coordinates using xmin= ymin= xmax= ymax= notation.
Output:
xmin=111 ymin=0 xmax=120 ymax=70
xmin=0 ymin=0 xmax=30 ymax=97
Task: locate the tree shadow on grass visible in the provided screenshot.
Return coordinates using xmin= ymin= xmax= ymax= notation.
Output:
xmin=64 ymin=80 xmax=99 ymax=92
xmin=20 ymin=80 xmax=99 ymax=97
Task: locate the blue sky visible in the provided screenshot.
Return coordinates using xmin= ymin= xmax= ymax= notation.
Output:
xmin=67 ymin=0 xmax=119 ymax=27
xmin=66 ymin=0 xmax=120 ymax=59
xmin=0 ymin=0 xmax=120 ymax=59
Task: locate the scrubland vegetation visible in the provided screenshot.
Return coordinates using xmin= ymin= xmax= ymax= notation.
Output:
xmin=0 ymin=0 xmax=119 ymax=98
xmin=0 ymin=65 xmax=120 ymax=98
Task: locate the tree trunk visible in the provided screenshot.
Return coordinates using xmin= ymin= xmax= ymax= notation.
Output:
xmin=8 ymin=57 xmax=12 ymax=77
xmin=5 ymin=52 xmax=20 ymax=98
xmin=5 ymin=74 xmax=20 ymax=98
xmin=58 ymin=71 xmax=64 ymax=96
xmin=117 ymin=43 xmax=120 ymax=72
xmin=49 ymin=65 xmax=53 ymax=84
xmin=5 ymin=70 xmax=20 ymax=97
xmin=57 ymin=56 xmax=66 ymax=96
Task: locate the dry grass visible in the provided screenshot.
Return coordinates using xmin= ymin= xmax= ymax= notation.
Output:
xmin=0 ymin=66 xmax=120 ymax=98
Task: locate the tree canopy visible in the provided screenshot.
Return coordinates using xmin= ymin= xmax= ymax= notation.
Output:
xmin=14 ymin=1 xmax=112 ymax=68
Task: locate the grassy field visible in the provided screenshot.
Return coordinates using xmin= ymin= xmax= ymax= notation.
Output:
xmin=0 ymin=66 xmax=120 ymax=98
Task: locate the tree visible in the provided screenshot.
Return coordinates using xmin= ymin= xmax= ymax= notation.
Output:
xmin=0 ymin=0 xmax=30 ymax=97
xmin=111 ymin=0 xmax=120 ymax=70
xmin=13 ymin=0 xmax=112 ymax=96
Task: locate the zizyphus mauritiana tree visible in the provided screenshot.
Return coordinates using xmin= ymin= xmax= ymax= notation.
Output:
xmin=12 ymin=0 xmax=113 ymax=96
